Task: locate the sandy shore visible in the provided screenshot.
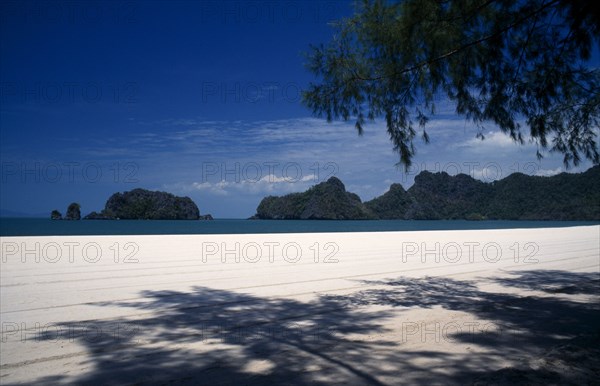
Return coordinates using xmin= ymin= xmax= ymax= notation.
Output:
xmin=1 ymin=226 xmax=599 ymax=385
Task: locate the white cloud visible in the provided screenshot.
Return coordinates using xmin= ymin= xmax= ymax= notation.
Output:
xmin=55 ymin=115 xmax=595 ymax=217
xmin=458 ymin=130 xmax=530 ymax=152
xmin=167 ymin=173 xmax=318 ymax=197
xmin=534 ymin=167 xmax=564 ymax=177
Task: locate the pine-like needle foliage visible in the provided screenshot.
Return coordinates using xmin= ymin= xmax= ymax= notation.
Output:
xmin=303 ymin=0 xmax=600 ymax=168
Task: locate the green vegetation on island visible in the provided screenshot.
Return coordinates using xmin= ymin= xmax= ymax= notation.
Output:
xmin=255 ymin=177 xmax=376 ymax=220
xmin=85 ymin=189 xmax=206 ymax=220
xmin=52 ymin=189 xmax=211 ymax=220
xmin=50 ymin=203 xmax=81 ymax=220
xmin=254 ymin=166 xmax=600 ymax=221
xmin=65 ymin=203 xmax=81 ymax=220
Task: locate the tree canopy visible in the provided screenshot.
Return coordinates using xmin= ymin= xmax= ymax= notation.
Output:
xmin=303 ymin=0 xmax=600 ymax=168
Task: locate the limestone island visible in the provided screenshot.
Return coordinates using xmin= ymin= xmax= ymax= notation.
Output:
xmin=252 ymin=166 xmax=600 ymax=221
xmin=51 ymin=188 xmax=212 ymax=220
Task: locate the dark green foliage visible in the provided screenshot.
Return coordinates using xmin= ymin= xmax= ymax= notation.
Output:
xmin=401 ymin=172 xmax=491 ymax=219
xmin=363 ymin=183 xmax=415 ymax=219
xmin=50 ymin=210 xmax=62 ymax=220
xmin=485 ymin=167 xmax=600 ymax=220
xmin=255 ymin=166 xmax=599 ymax=220
xmin=303 ymin=0 xmax=600 ymax=169
xmin=85 ymin=189 xmax=200 ymax=220
xmin=366 ymin=165 xmax=600 ymax=220
xmin=83 ymin=210 xmax=116 ymax=220
xmin=255 ymin=177 xmax=377 ymax=219
xmin=65 ymin=203 xmax=81 ymax=220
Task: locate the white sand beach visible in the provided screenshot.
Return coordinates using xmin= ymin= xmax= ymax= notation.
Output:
xmin=1 ymin=226 xmax=599 ymax=385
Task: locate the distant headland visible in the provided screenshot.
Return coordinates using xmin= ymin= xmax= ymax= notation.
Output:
xmin=50 ymin=166 xmax=599 ymax=221
xmin=252 ymin=165 xmax=600 ymax=221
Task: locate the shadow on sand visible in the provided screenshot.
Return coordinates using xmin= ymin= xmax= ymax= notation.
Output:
xmin=26 ymin=269 xmax=600 ymax=385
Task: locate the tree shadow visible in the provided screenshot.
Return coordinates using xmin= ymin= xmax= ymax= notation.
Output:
xmin=333 ymin=271 xmax=600 ymax=346
xmin=30 ymin=286 xmax=398 ymax=385
xmin=326 ymin=270 xmax=600 ymax=384
xmin=489 ymin=269 xmax=600 ymax=295
xmin=20 ymin=270 xmax=600 ymax=385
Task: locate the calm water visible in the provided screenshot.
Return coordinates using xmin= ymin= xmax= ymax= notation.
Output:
xmin=0 ymin=218 xmax=598 ymax=236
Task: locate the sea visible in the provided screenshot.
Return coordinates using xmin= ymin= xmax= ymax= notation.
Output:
xmin=1 ymin=218 xmax=598 ymax=236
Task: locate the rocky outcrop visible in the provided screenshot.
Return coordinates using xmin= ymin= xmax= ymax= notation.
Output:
xmin=83 ymin=210 xmax=116 ymax=220
xmin=64 ymin=203 xmax=81 ymax=220
xmin=365 ymin=172 xmax=491 ymax=220
xmin=484 ymin=165 xmax=600 ymax=220
xmin=50 ymin=210 xmax=62 ymax=220
xmin=254 ymin=177 xmax=376 ymax=220
xmin=254 ymin=166 xmax=600 ymax=220
xmin=365 ymin=166 xmax=600 ymax=220
xmin=85 ymin=189 xmax=202 ymax=220
xmin=364 ymin=183 xmax=415 ymax=219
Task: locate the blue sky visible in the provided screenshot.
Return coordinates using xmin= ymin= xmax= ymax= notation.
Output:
xmin=1 ymin=0 xmax=598 ymax=218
